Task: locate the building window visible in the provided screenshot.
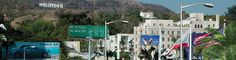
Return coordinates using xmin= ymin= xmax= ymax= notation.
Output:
xmin=162 ymin=31 xmax=165 ymax=34
xmin=168 ymin=45 xmax=170 ymax=48
xmin=201 ymin=25 xmax=203 ymax=28
xmin=195 ymin=24 xmax=197 ymax=28
xmin=162 ymin=38 xmax=164 ymax=41
xmin=162 ymin=45 xmax=165 ymax=48
xmin=213 ymin=24 xmax=215 ymax=27
xmin=151 ymin=31 xmax=154 ymax=34
xmin=168 ymin=24 xmax=170 ymax=26
xmin=140 ymin=30 xmax=142 ymax=34
xmin=172 ymin=31 xmax=174 ymax=35
xmin=177 ymin=31 xmax=180 ymax=35
xmin=168 ymin=38 xmax=170 ymax=41
xmin=208 ymin=25 xmax=210 ymax=28
xmin=167 ymin=31 xmax=170 ymax=34
xmin=198 ymin=24 xmax=200 ymax=28
xmin=153 ymin=23 xmax=156 ymax=26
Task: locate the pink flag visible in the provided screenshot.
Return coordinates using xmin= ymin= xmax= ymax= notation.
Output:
xmin=204 ymin=41 xmax=220 ymax=48
xmin=194 ymin=33 xmax=211 ymax=44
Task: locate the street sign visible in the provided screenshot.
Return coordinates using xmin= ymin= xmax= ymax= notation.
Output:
xmin=69 ymin=25 xmax=108 ymax=38
xmin=140 ymin=35 xmax=160 ymax=45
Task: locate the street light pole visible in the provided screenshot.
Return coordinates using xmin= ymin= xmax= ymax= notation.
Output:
xmin=104 ymin=20 xmax=129 ymax=60
xmin=104 ymin=21 xmax=107 ymax=60
xmin=158 ymin=24 xmax=163 ymax=60
xmin=180 ymin=3 xmax=214 ymax=60
xmin=24 ymin=47 xmax=26 ymax=60
xmin=189 ymin=21 xmax=192 ymax=60
xmin=180 ymin=4 xmax=183 ymax=60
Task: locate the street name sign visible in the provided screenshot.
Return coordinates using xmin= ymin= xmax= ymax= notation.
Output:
xmin=69 ymin=25 xmax=107 ymax=38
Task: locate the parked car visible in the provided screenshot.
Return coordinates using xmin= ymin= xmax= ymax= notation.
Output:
xmin=13 ymin=45 xmax=50 ymax=58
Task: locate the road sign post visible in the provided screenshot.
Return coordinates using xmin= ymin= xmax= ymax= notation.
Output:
xmin=69 ymin=25 xmax=108 ymax=60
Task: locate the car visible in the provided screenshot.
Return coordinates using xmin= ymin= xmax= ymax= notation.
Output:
xmin=13 ymin=45 xmax=50 ymax=58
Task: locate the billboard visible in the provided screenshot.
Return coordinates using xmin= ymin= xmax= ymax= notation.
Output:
xmin=65 ymin=41 xmax=80 ymax=57
xmin=69 ymin=25 xmax=108 ymax=38
xmin=2 ymin=42 xmax=60 ymax=60
xmin=140 ymin=35 xmax=160 ymax=45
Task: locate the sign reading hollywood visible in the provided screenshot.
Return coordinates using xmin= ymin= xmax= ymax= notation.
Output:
xmin=39 ymin=3 xmax=63 ymax=8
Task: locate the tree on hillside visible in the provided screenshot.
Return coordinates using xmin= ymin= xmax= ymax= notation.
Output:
xmin=17 ymin=19 xmax=67 ymax=41
xmin=58 ymin=9 xmax=142 ymax=35
xmin=223 ymin=21 xmax=236 ymax=60
xmin=170 ymin=11 xmax=188 ymax=22
xmin=226 ymin=5 xmax=236 ymax=21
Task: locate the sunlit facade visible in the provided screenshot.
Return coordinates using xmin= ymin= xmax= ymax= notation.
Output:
xmin=133 ymin=12 xmax=219 ymax=60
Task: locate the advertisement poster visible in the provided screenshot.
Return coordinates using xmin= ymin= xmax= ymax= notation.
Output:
xmin=3 ymin=42 xmax=60 ymax=60
xmin=65 ymin=41 xmax=80 ymax=57
xmin=140 ymin=35 xmax=160 ymax=45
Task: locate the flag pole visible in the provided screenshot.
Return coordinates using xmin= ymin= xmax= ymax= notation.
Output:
xmin=158 ymin=24 xmax=162 ymax=60
xmin=180 ymin=4 xmax=183 ymax=60
xmin=189 ymin=21 xmax=192 ymax=60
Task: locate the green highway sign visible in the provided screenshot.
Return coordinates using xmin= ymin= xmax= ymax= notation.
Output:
xmin=68 ymin=25 xmax=108 ymax=38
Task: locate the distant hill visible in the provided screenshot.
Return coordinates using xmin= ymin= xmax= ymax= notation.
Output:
xmin=0 ymin=0 xmax=175 ymax=18
xmin=1 ymin=0 xmax=177 ymax=34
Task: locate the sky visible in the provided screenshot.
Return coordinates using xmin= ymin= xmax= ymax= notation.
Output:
xmin=138 ymin=0 xmax=236 ymax=15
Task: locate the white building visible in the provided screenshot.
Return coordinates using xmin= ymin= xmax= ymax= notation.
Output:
xmin=133 ymin=12 xmax=219 ymax=60
xmin=65 ymin=41 xmax=81 ymax=57
xmin=140 ymin=12 xmax=156 ymax=18
xmin=107 ymin=34 xmax=134 ymax=60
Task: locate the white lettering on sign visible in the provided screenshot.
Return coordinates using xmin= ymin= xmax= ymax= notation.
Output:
xmin=71 ymin=30 xmax=87 ymax=33
xmin=39 ymin=3 xmax=64 ymax=8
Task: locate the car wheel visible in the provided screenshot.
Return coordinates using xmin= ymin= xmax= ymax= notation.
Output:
xmin=41 ymin=52 xmax=49 ymax=58
xmin=14 ymin=52 xmax=22 ymax=58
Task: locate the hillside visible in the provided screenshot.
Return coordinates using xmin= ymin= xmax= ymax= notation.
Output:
xmin=0 ymin=0 xmax=176 ymax=35
xmin=0 ymin=0 xmax=175 ymax=18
